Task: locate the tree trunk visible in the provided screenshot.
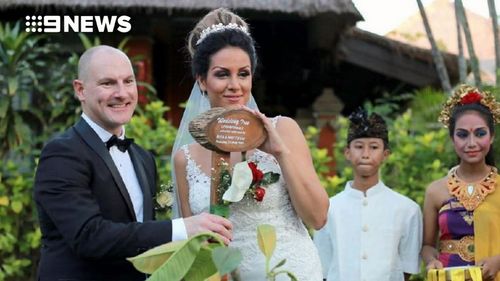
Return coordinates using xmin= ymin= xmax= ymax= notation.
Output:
xmin=455 ymin=0 xmax=467 ymax=83
xmin=416 ymin=0 xmax=452 ymax=94
xmin=456 ymin=0 xmax=481 ymax=86
xmin=488 ymin=0 xmax=500 ymax=86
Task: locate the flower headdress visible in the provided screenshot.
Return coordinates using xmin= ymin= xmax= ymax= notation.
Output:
xmin=438 ymin=85 xmax=500 ymax=127
xmin=196 ymin=23 xmax=250 ymax=45
xmin=347 ymin=108 xmax=389 ymax=146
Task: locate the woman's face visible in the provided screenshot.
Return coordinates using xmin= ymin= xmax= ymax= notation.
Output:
xmin=452 ymin=111 xmax=494 ymax=165
xmin=198 ymin=46 xmax=252 ymax=108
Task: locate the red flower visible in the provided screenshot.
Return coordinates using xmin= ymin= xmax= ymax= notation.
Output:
xmin=254 ymin=187 xmax=266 ymax=202
xmin=248 ymin=162 xmax=264 ymax=183
xmin=460 ymin=91 xmax=482 ymax=105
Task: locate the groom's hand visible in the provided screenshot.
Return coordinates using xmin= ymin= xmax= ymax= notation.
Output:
xmin=184 ymin=212 xmax=233 ymax=245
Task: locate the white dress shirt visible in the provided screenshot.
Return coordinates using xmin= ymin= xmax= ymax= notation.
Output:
xmin=314 ymin=180 xmax=422 ymax=281
xmin=82 ymin=113 xmax=187 ymax=240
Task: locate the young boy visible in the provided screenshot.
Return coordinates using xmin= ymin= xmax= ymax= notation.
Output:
xmin=314 ymin=108 xmax=422 ymax=281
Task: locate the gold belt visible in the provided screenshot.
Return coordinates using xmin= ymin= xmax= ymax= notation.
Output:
xmin=440 ymin=236 xmax=474 ymax=262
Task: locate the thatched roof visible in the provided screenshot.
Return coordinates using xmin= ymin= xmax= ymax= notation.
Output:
xmin=0 ymin=0 xmax=362 ymax=18
xmin=341 ymin=27 xmax=460 ymax=87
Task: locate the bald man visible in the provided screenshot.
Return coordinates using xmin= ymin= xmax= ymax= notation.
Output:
xmin=34 ymin=45 xmax=232 ymax=281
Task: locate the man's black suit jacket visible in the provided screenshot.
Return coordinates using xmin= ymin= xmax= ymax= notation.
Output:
xmin=34 ymin=119 xmax=172 ymax=281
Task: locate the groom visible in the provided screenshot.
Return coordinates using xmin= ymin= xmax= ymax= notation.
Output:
xmin=34 ymin=45 xmax=232 ymax=281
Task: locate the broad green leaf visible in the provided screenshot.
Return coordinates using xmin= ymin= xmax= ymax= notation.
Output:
xmin=257 ymin=224 xmax=276 ymax=260
xmin=211 ymin=246 xmax=242 ymax=275
xmin=127 ymin=240 xmax=186 ymax=274
xmin=184 ymin=245 xmax=218 ymax=281
xmin=146 ymin=232 xmax=224 ymax=281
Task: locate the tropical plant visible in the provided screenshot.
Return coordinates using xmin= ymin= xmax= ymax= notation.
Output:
xmin=127 ymin=224 xmax=296 ymax=281
xmin=0 ymin=21 xmax=81 ymax=281
xmin=0 ymin=21 xmax=42 ymax=159
xmin=0 ymin=148 xmax=41 ymax=281
xmin=407 ymin=87 xmax=447 ymax=131
xmin=127 ymin=232 xmax=237 ymax=281
xmin=257 ymin=224 xmax=297 ymax=281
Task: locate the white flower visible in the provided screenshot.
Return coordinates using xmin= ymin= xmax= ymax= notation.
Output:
xmin=222 ymin=162 xmax=252 ymax=202
xmin=156 ymin=191 xmax=173 ymax=208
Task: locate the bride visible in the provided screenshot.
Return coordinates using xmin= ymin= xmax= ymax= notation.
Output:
xmin=171 ymin=8 xmax=328 ymax=280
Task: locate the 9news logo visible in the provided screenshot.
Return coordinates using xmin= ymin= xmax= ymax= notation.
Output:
xmin=25 ymin=15 xmax=131 ymax=33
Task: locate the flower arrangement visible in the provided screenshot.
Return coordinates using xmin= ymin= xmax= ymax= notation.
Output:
xmin=211 ymin=159 xmax=280 ymax=217
xmin=223 ymin=161 xmax=280 ymax=203
xmin=155 ymin=183 xmax=175 ymax=219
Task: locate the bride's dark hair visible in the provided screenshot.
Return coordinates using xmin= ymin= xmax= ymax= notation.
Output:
xmin=187 ymin=8 xmax=258 ymax=78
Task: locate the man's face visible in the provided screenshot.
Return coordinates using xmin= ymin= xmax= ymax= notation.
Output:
xmin=345 ymin=138 xmax=388 ymax=177
xmin=73 ymin=50 xmax=137 ymax=135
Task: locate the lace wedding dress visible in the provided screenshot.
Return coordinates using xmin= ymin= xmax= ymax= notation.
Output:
xmin=180 ymin=117 xmax=322 ymax=281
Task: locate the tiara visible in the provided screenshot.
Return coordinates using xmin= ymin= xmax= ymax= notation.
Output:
xmin=438 ymin=84 xmax=500 ymax=127
xmin=196 ymin=23 xmax=250 ymax=45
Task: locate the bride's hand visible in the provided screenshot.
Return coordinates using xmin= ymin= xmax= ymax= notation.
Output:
xmin=241 ymin=106 xmax=289 ymax=157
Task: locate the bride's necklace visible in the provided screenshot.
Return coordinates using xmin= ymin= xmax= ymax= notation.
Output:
xmin=447 ymin=166 xmax=497 ymax=211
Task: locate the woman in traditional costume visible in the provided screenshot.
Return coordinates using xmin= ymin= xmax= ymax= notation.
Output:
xmin=422 ymin=85 xmax=500 ymax=281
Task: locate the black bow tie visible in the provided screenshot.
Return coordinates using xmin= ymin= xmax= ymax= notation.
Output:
xmin=105 ymin=135 xmax=134 ymax=152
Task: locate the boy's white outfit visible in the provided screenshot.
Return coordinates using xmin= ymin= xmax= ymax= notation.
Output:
xmin=314 ymin=180 xmax=422 ymax=281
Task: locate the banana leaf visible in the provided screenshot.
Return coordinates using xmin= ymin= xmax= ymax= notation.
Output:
xmin=127 ymin=232 xmax=225 ymax=281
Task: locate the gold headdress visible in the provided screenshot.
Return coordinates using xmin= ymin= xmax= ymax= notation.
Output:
xmin=438 ymin=84 xmax=500 ymax=127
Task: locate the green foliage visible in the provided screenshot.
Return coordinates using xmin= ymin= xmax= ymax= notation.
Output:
xmin=407 ymin=87 xmax=447 ymax=131
xmin=127 ymin=101 xmax=178 ymax=188
xmin=0 ymin=21 xmax=42 ymax=158
xmin=211 ymin=247 xmax=242 ymax=276
xmin=0 ymin=21 xmax=80 ymax=281
xmin=383 ymin=110 xmax=455 ymax=205
xmin=0 ymin=149 xmax=40 ymax=281
xmin=257 ymin=224 xmax=297 ymax=281
xmin=127 ymin=232 xmax=227 ymax=281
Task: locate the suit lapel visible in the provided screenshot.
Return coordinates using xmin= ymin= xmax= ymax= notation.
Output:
xmin=74 ymin=119 xmax=137 ymax=221
xmin=128 ymin=145 xmax=154 ymax=221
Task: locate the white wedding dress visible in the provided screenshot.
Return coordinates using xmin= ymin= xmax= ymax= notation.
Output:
xmin=180 ymin=117 xmax=322 ymax=281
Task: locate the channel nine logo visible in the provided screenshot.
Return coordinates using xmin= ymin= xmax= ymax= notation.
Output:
xmin=25 ymin=15 xmax=131 ymax=33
